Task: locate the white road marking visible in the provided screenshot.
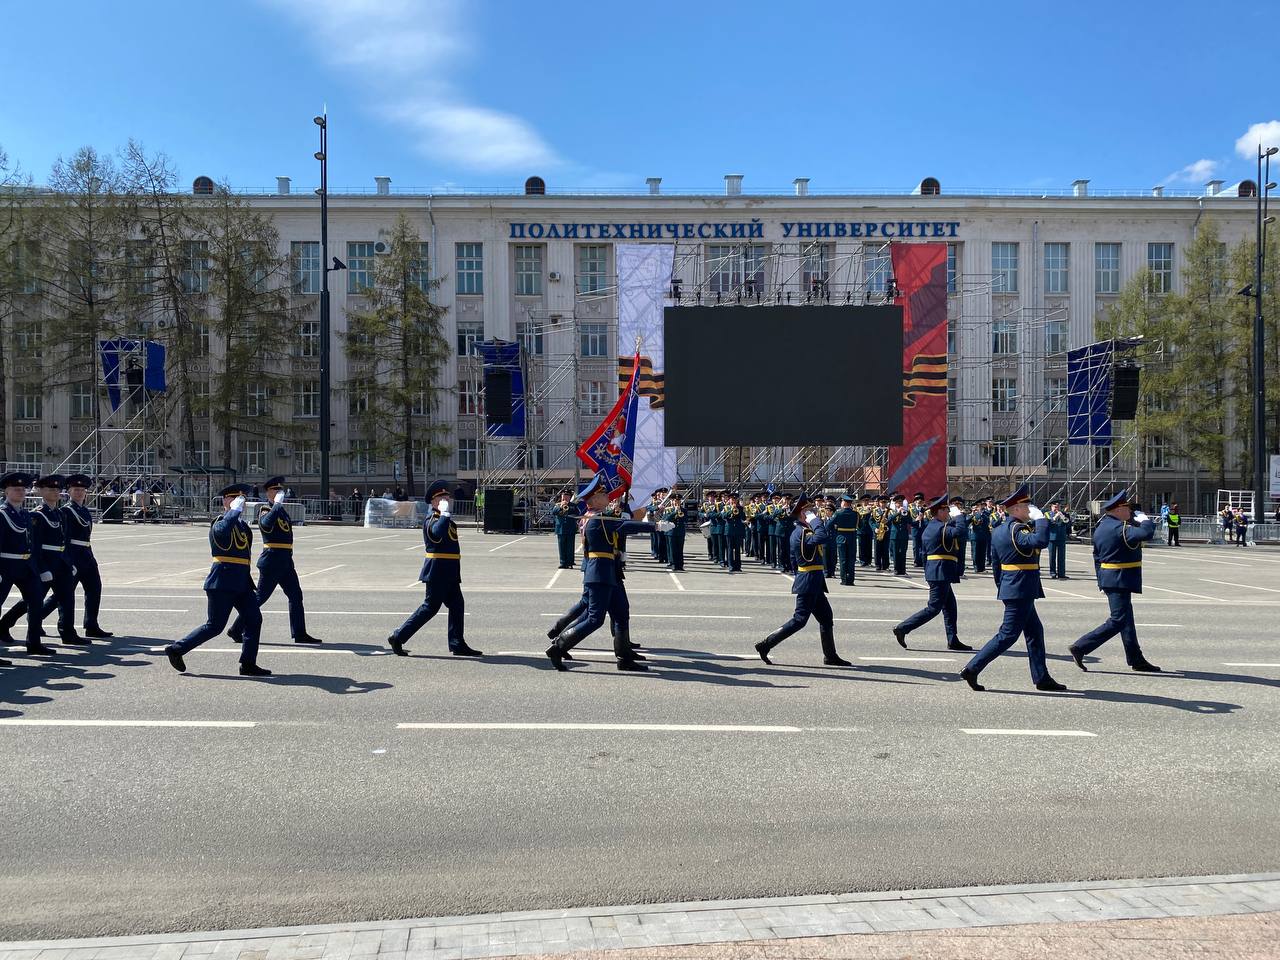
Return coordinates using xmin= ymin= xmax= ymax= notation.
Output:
xmin=128 ymin=537 xmax=215 ymax=548
xmin=859 ymin=656 xmax=956 ymax=662
xmin=536 ymin=613 xmax=751 ymax=620
xmin=544 ymin=568 xmax=563 ymax=590
xmin=488 ymin=536 xmax=528 ymax=552
xmin=1137 ymin=623 xmax=1184 ymax=628
xmin=298 ymin=564 xmax=346 ymax=579
xmin=1223 ymin=662 xmax=1280 ymax=667
xmin=147 ymin=645 xmax=354 ymax=654
xmin=833 ymin=618 xmax=901 ymax=623
xmin=0 ymin=719 xmax=255 ymax=728
xmin=173 ymin=567 xmax=210 ymax=577
xmin=961 ymin=729 xmax=1096 ymax=737
xmin=403 ymin=542 xmax=425 ymax=551
xmin=97 ymin=607 xmax=189 ymax=613
xmin=261 ymin=609 xmax=402 ymax=616
xmin=669 ymin=572 xmax=685 ymax=591
xmin=396 ymin=722 xmax=803 ymax=732
xmin=1043 ymin=585 xmax=1093 ymax=599
xmin=1144 ymin=585 xmax=1226 ymax=602
xmin=1200 ymin=578 xmax=1280 ymax=595
xmin=314 ymin=535 xmax=399 ymax=551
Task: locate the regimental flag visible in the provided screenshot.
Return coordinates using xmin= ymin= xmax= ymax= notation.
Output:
xmin=618 ymin=355 xmax=665 ymax=410
xmin=578 ymin=351 xmax=641 ymax=501
xmin=902 ymin=352 xmax=947 ymax=409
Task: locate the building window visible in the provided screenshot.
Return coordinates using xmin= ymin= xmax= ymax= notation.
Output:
xmin=516 ymin=320 xmax=544 ymax=356
xmin=1147 ymin=242 xmax=1174 ymax=293
xmin=411 ymin=445 xmax=430 ymax=477
xmin=15 ymin=321 xmax=41 ymax=357
xmin=802 ymin=243 xmax=830 ymax=297
xmin=292 ymin=241 xmax=321 ymax=294
xmin=349 ymin=439 xmax=376 ymax=475
xmin=946 ymin=242 xmax=958 ymax=293
xmin=458 ymin=437 xmax=478 ymax=472
xmin=181 ymin=240 xmax=210 ymax=294
xmin=580 ymin=321 xmax=609 ymax=357
xmin=531 ymin=443 xmax=547 ymax=470
xmin=947 ymin=375 xmax=957 ymax=413
xmin=992 ymin=377 xmax=1018 ymax=413
xmin=457 ymin=319 xmax=484 ymax=357
xmin=514 ymin=244 xmax=543 ymax=296
xmin=240 ymin=439 xmax=267 ymax=474
xmin=126 ymin=436 xmax=158 ymax=472
xmin=15 ymin=385 xmax=42 ymax=420
xmin=947 ymin=323 xmax=956 ymax=356
xmin=348 ymin=378 xmax=372 ymax=417
xmin=295 ymin=379 xmax=319 ymax=418
xmin=742 ymin=244 xmax=767 ymax=295
xmin=1146 ymin=435 xmax=1168 ymax=469
xmin=581 ymin=380 xmax=608 ymax=416
xmin=577 ymin=244 xmax=608 ymax=294
xmin=187 ymin=440 xmax=210 ymax=467
xmin=295 ymin=448 xmax=319 ymax=475
xmin=1043 ymin=440 xmax=1067 ymax=470
xmin=125 ymin=239 xmax=154 ymax=296
xmin=706 ymin=245 xmax=740 ymax=295
xmin=299 ymin=317 xmax=320 ymax=357
xmin=245 ymin=382 xmax=269 ymax=418
xmin=864 ymin=243 xmax=891 ymax=293
xmin=458 ymin=379 xmax=484 ymax=416
xmin=191 ymin=322 xmax=211 ymax=357
xmin=1045 ymin=318 xmax=1068 ymax=355
xmin=347 ymin=241 xmax=375 ymax=293
xmin=992 ymin=242 xmax=1018 ymax=293
xmin=992 ymin=318 xmax=1018 ymax=355
xmin=991 ymin=435 xmax=1015 ymax=467
xmin=947 ymin=443 xmax=957 ymax=467
xmin=410 ymin=242 xmax=430 ymax=292
xmin=1095 ymin=242 xmax=1121 ymax=294
xmin=71 ymin=381 xmax=94 ymax=420
xmin=1044 ymin=242 xmax=1069 ymax=294
xmin=191 ymin=379 xmax=210 ymax=418
xmin=455 ymin=242 xmax=483 ymax=295
xmin=15 ymin=440 xmax=42 ymax=469
xmin=1047 ymin=375 xmax=1068 ymax=411
xmin=411 ymin=391 xmax=432 ymax=417
xmin=12 ymin=239 xmax=40 ymax=294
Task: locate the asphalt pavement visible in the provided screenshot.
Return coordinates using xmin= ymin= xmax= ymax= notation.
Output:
xmin=1 ymin=524 xmax=1277 ymax=940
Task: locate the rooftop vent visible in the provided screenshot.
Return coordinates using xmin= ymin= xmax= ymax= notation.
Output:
xmin=1152 ymin=186 xmax=1164 ymax=197
xmin=524 ymin=176 xmax=545 ymax=195
xmin=646 ymin=177 xmax=662 ymax=195
xmin=1072 ymin=179 xmax=1090 ymax=197
xmin=1204 ymin=179 xmax=1224 ymax=196
xmin=375 ymin=176 xmax=391 ymax=195
xmin=1238 ymin=179 xmax=1258 ymax=198
xmin=192 ymin=176 xmax=214 ymax=195
xmin=276 ymin=176 xmax=291 ymax=195
xmin=725 ymin=174 xmax=743 ymax=196
xmin=916 ymin=177 xmax=941 ymax=196
xmin=793 ymin=177 xmax=810 ymax=197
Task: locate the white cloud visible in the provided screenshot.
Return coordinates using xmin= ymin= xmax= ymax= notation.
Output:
xmin=262 ymin=0 xmax=559 ymax=174
xmin=1236 ymin=121 xmax=1280 ymax=159
xmin=1164 ymin=158 xmax=1220 ymax=184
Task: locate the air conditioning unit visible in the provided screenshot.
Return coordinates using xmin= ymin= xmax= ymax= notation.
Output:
xmin=374 ymin=241 xmax=390 ymax=255
xmin=277 ymin=447 xmax=290 ymax=457
xmin=547 ymin=271 xmax=562 ymax=282
xmin=156 ymin=318 xmax=170 ymax=329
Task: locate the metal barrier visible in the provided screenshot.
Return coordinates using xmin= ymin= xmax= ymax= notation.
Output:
xmin=364 ymin=498 xmax=429 ymax=528
xmin=204 ymin=498 xmax=309 ymax=525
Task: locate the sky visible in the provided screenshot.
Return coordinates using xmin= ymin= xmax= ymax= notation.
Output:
xmin=2 ymin=0 xmax=1278 ymax=196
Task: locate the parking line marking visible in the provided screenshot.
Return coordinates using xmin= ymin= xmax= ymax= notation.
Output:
xmin=536 ymin=613 xmax=751 ymax=620
xmin=488 ymin=536 xmax=528 ymax=552
xmin=859 ymin=656 xmax=957 ymax=662
xmin=396 ymin=722 xmax=803 ymax=733
xmin=961 ymin=729 xmax=1096 ymax=737
xmin=0 ymin=719 xmax=256 ymax=728
xmin=1223 ymin=662 xmax=1280 ymax=667
xmin=545 ymin=569 xmax=563 ymax=590
xmin=669 ymin=572 xmax=685 ymax=591
xmin=1144 ymin=585 xmax=1225 ymax=602
xmin=1200 ymin=578 xmax=1280 ymax=595
xmin=315 ymin=536 xmax=399 ymax=551
xmin=298 ymin=564 xmax=345 ymax=579
xmin=147 ymin=645 xmax=354 ymax=654
xmin=833 ymin=618 xmax=901 ymax=623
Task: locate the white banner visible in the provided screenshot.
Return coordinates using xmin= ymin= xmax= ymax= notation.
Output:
xmin=1270 ymin=454 xmax=1280 ymax=500
xmin=616 ymin=244 xmax=675 ymax=499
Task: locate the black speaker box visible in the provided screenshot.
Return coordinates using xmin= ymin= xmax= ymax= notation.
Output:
xmin=484 ymin=370 xmax=513 ymax=425
xmin=483 ymin=487 xmax=514 ymax=532
xmin=1111 ymin=365 xmax=1140 ymax=421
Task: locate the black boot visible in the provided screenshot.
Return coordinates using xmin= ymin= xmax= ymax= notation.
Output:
xmin=85 ymin=625 xmax=114 ymax=639
xmin=893 ymin=626 xmax=908 ymax=648
xmin=820 ymin=625 xmax=851 ymax=666
xmin=1069 ymin=646 xmax=1088 ymax=671
xmin=546 ymin=609 xmax=579 ymax=642
xmin=1131 ymin=659 xmax=1162 ymax=673
xmin=947 ymin=639 xmax=973 ymax=652
xmin=1035 ymin=676 xmax=1068 ymax=692
xmin=755 ymin=629 xmax=788 ymax=665
xmin=451 ymin=643 xmax=484 ymax=657
xmin=960 ymin=667 xmax=984 ymax=691
xmin=613 ymin=626 xmax=646 ymax=664
xmin=239 ymin=662 xmax=273 ymax=677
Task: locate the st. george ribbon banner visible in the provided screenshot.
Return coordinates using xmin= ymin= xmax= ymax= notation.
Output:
xmin=887 ymin=243 xmax=948 ymax=494
xmin=577 ymin=351 xmax=640 ymax=502
xmin=615 ymin=243 xmax=675 ymax=498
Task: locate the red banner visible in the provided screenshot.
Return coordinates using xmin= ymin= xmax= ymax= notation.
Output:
xmin=887 ymin=244 xmax=948 ymax=496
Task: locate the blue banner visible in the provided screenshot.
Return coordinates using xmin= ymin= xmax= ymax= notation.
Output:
xmin=476 ymin=339 xmax=525 ymax=439
xmin=1067 ymin=341 xmax=1113 ymax=446
xmin=100 ymin=339 xmax=167 ymax=412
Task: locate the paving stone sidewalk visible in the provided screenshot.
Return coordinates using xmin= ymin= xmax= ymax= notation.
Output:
xmin=2 ymin=873 xmax=1277 ymax=960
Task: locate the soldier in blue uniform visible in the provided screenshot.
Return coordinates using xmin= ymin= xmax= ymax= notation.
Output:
xmin=892 ymin=494 xmax=972 ymax=651
xmin=950 ymin=496 xmax=969 ymax=578
xmin=832 ymin=493 xmax=858 ymax=586
xmin=765 ymin=495 xmax=782 ymax=568
xmin=871 ymin=496 xmax=890 ymax=571
xmin=821 ymin=498 xmax=838 ymax=578
xmin=910 ymin=492 xmax=927 ymax=567
xmin=646 ymin=487 xmax=667 ymax=561
xmin=387 ymin=478 xmax=482 ymax=658
xmin=164 ymin=483 xmax=270 ymax=676
xmin=551 ymin=490 xmax=578 ymax=569
xmin=1068 ymin=489 xmax=1160 ymax=672
xmin=985 ymin=498 xmax=1002 ymax=568
xmin=889 ymin=494 xmax=912 ymax=576
xmin=755 ymin=495 xmax=849 ymax=666
xmin=0 ymin=475 xmax=86 ymax=646
xmin=856 ymin=493 xmax=873 ymax=566
xmin=663 ymin=493 xmax=686 ymax=571
xmin=0 ymin=472 xmax=51 ymax=658
xmin=723 ymin=492 xmax=745 ymax=572
xmin=969 ymin=497 xmax=990 ymax=574
xmin=777 ymin=496 xmax=796 ymax=574
xmin=545 ymin=472 xmax=670 ymax=672
xmin=228 ymin=477 xmax=322 ymax=646
xmin=1046 ymin=500 xmax=1071 ymax=579
xmin=960 ymin=484 xmax=1067 ymax=692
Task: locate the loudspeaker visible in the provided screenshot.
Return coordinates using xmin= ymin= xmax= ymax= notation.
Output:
xmin=1111 ymin=365 xmax=1140 ymax=421
xmin=484 ymin=370 xmax=513 ymax=426
xmin=483 ymin=487 xmax=514 ymax=532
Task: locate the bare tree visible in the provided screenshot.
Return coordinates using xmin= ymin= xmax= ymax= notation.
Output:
xmin=0 ymin=145 xmax=33 ymax=464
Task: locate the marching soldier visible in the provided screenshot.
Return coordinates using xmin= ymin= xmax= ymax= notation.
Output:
xmin=889 ymin=493 xmax=911 ymax=576
xmin=228 ymin=477 xmax=322 ymax=646
xmin=663 ymin=492 xmax=686 ymax=571
xmin=910 ymin=492 xmax=927 ymax=567
xmin=892 ymin=494 xmax=972 ymax=651
xmin=755 ymin=494 xmax=849 ymax=666
xmin=387 ymin=479 xmax=482 ymax=658
xmin=856 ymin=493 xmax=873 ymax=566
xmin=1046 ymin=500 xmax=1071 ymax=579
xmin=0 ymin=475 xmax=85 ymax=647
xmin=985 ymin=497 xmax=1002 ymax=568
xmin=164 ymin=483 xmax=270 ymax=676
xmin=1069 ymin=490 xmax=1161 ymax=673
xmin=969 ymin=497 xmax=990 ymax=574
xmin=766 ymin=494 xmax=783 ymax=569
xmin=0 ymin=471 xmax=51 ymax=658
xmin=551 ymin=490 xmax=578 ymax=569
xmin=872 ymin=496 xmax=890 ymax=571
xmin=960 ymin=484 xmax=1066 ymax=692
xmin=724 ymin=492 xmax=745 ymax=572
xmin=647 ymin=487 xmax=667 ymax=561
xmin=776 ymin=495 xmax=796 ymax=574
xmin=822 ymin=498 xmax=838 ymax=578
xmin=30 ymin=473 xmax=112 ymax=640
xmin=950 ymin=496 xmax=969 ymax=577
xmin=699 ymin=493 xmax=716 ymax=560
xmin=832 ymin=493 xmax=858 ymax=585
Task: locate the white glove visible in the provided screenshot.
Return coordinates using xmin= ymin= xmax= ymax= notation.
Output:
xmin=229 ymin=496 xmax=246 ymax=514
xmin=1133 ymin=511 xmax=1149 ymax=523
xmin=804 ymin=511 xmax=818 ymax=526
xmin=72 ymin=566 xmax=78 ymax=576
xmin=1027 ymin=505 xmax=1044 ymax=521
xmin=437 ymin=499 xmax=451 ymax=516
xmin=949 ymin=505 xmax=962 ymax=519
xmin=273 ymin=490 xmax=286 ymax=505
xmin=656 ymin=520 xmax=675 ymax=533
xmin=40 ymin=571 xmax=52 ymax=583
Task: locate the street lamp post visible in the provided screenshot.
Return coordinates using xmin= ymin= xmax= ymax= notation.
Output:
xmin=314 ymin=114 xmax=345 ymax=509
xmin=1253 ymin=144 xmax=1277 ymax=528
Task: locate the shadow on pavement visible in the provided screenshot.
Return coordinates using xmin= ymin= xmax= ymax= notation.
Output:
xmin=198 ymin=672 xmax=392 ymax=695
xmin=0 ymin=640 xmax=152 ymax=719
xmin=994 ymin=687 xmax=1242 ymax=714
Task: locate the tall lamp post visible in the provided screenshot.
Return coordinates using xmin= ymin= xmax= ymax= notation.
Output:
xmin=1252 ymin=144 xmax=1277 ymax=527
xmin=314 ymin=113 xmax=345 ymax=505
